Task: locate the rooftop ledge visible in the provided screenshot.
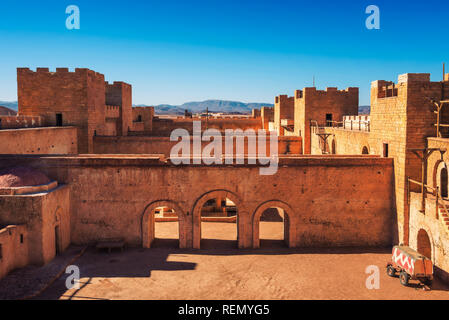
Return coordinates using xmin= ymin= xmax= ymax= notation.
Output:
xmin=0 ymin=154 xmax=392 ymax=168
xmin=0 ymin=126 xmax=77 ymax=133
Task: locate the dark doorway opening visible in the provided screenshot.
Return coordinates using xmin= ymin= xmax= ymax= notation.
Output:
xmin=326 ymin=114 xmax=333 ymax=127
xmin=441 ymin=167 xmax=448 ymax=198
xmin=56 ymin=113 xmax=63 ymax=127
xmin=383 ymin=143 xmax=389 ymax=158
xmin=55 ymin=226 xmax=60 ymax=255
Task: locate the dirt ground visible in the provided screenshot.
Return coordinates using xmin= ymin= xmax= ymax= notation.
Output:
xmin=35 ymin=222 xmax=449 ymax=300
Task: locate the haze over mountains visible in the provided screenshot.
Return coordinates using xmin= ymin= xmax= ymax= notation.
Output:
xmin=0 ymin=100 xmax=371 ymax=115
xmin=138 ymin=100 xmax=274 ymax=115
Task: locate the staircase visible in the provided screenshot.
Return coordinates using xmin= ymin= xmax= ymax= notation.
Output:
xmin=437 ymin=202 xmax=449 ymax=232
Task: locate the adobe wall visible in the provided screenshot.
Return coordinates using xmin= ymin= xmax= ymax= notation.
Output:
xmin=274 ymin=95 xmax=294 ymax=136
xmin=0 ymin=116 xmax=43 ymax=129
xmin=261 ymin=107 xmax=274 ymax=130
xmin=17 ymin=68 xmax=106 ymax=153
xmin=0 ymin=225 xmax=29 ymax=280
xmin=294 ymin=87 xmax=359 ymax=154
xmin=0 ymin=127 xmax=78 ymax=155
xmin=132 ymin=107 xmax=154 ymax=132
xmin=0 ymin=185 xmax=70 ymax=265
xmin=409 ymin=192 xmax=449 ymax=283
xmin=368 ymin=75 xmax=449 ymax=245
xmin=311 ymin=127 xmax=371 ymax=155
xmin=106 ymin=82 xmax=133 ymax=136
xmin=93 ymin=135 xmax=302 ymax=156
xmin=149 ymin=118 xmax=263 ymax=136
xmin=0 ymin=155 xmax=395 ymax=249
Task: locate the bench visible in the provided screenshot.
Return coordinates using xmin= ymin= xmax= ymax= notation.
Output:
xmin=96 ymin=238 xmax=126 ymax=253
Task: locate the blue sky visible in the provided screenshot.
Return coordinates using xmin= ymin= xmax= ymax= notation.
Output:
xmin=0 ymin=0 xmax=448 ymax=106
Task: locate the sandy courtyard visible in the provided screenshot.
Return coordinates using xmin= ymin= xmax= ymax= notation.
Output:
xmin=34 ymin=222 xmax=449 ymax=300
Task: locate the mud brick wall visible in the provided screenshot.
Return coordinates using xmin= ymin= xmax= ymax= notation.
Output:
xmin=294 ymin=87 xmax=359 ymax=154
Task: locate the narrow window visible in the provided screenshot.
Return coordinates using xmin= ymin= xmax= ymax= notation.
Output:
xmin=0 ymin=244 xmax=2 ymax=259
xmin=441 ymin=167 xmax=448 ymax=198
xmin=383 ymin=143 xmax=389 ymax=158
xmin=56 ymin=113 xmax=63 ymax=126
xmin=0 ymin=118 xmax=2 ymax=129
xmin=326 ymin=114 xmax=333 ymax=127
xmin=20 ymin=234 xmax=24 ymax=244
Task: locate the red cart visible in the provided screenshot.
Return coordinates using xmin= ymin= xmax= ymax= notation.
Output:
xmin=386 ymin=246 xmax=433 ymax=287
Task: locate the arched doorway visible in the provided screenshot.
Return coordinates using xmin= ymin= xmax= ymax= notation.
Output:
xmin=153 ymin=206 xmax=180 ymax=247
xmin=252 ymin=201 xmax=295 ymax=248
xmin=141 ymin=200 xmax=185 ymax=249
xmin=417 ymin=229 xmax=432 ymax=260
xmin=362 ymin=146 xmax=369 ymax=155
xmin=441 ymin=167 xmax=448 ymax=198
xmin=192 ymin=190 xmax=243 ymax=249
xmin=258 ymin=207 xmax=290 ymax=248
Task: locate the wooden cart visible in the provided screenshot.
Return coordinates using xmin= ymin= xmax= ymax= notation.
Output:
xmin=386 ymin=246 xmax=433 ymax=287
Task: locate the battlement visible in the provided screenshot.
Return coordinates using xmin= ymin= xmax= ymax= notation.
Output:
xmin=373 ymin=73 xmax=444 ymax=99
xmin=398 ymin=73 xmax=430 ymax=84
xmin=105 ymin=81 xmax=132 ymax=88
xmin=0 ymin=115 xmax=43 ymax=129
xmin=17 ymin=67 xmax=105 ymax=79
xmin=295 ymin=87 xmax=358 ymax=100
xmin=275 ymin=95 xmax=294 ymax=104
xmin=105 ymin=105 xmax=120 ymax=119
xmin=343 ymin=115 xmax=370 ymax=132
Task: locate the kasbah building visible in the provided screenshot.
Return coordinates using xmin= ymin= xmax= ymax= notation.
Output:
xmin=1 ymin=66 xmax=449 ymax=287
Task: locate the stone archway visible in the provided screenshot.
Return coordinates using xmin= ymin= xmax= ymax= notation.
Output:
xmin=417 ymin=229 xmax=432 ymax=260
xmin=141 ymin=200 xmax=186 ymax=249
xmin=192 ymin=190 xmax=244 ymax=249
xmin=252 ymin=200 xmax=296 ymax=248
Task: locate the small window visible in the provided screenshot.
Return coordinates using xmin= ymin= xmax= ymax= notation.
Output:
xmin=326 ymin=114 xmax=333 ymax=127
xmin=0 ymin=244 xmax=2 ymax=259
xmin=56 ymin=113 xmax=63 ymax=126
xmin=20 ymin=234 xmax=24 ymax=244
xmin=383 ymin=143 xmax=389 ymax=158
xmin=0 ymin=118 xmax=2 ymax=129
xmin=137 ymin=115 xmax=142 ymax=122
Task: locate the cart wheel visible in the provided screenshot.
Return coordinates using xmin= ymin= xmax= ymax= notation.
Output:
xmin=387 ymin=266 xmax=396 ymax=277
xmin=400 ymin=271 xmax=410 ymax=286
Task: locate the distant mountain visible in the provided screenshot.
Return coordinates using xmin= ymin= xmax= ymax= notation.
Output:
xmin=135 ymin=100 xmax=274 ymax=115
xmin=0 ymin=101 xmax=18 ymax=111
xmin=0 ymin=106 xmax=17 ymax=116
xmin=0 ymin=100 xmax=371 ymax=116
xmin=359 ymin=105 xmax=370 ymax=115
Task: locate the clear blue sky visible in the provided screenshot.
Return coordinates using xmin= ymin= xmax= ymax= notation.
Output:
xmin=0 ymin=0 xmax=448 ymax=106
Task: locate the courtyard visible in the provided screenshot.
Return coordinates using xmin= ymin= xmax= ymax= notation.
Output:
xmin=32 ymin=222 xmax=449 ymax=300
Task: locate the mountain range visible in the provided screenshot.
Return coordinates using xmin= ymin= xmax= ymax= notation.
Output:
xmin=139 ymin=100 xmax=275 ymax=115
xmin=0 ymin=100 xmax=371 ymax=115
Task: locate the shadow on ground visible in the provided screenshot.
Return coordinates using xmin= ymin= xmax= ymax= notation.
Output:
xmin=33 ymin=242 xmax=449 ymax=300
